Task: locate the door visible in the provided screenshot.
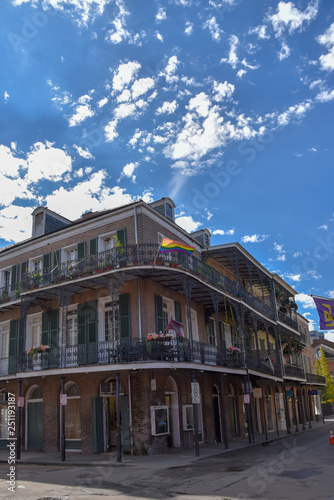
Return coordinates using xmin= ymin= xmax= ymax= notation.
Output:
xmin=165 ymin=394 xmax=173 ymax=447
xmin=228 ymin=396 xmax=238 ymax=438
xmin=27 ymin=402 xmax=43 ymax=451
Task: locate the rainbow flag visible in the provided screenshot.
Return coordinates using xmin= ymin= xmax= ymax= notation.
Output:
xmin=159 ymin=237 xmax=195 ymax=256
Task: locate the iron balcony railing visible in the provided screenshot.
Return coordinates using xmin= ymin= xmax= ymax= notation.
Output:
xmin=306 ymin=373 xmax=327 ymax=385
xmin=246 ymin=351 xmax=282 ymax=377
xmin=277 ymin=310 xmax=299 ymax=332
xmin=0 ymin=338 xmax=245 ymax=376
xmin=12 ymin=243 xmax=276 ymax=320
xmin=284 ymin=364 xmax=306 ymax=380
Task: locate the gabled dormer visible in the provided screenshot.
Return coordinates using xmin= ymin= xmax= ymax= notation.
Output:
xmin=31 ymin=207 xmax=71 ymax=238
xmin=149 ymin=197 xmax=175 ymax=222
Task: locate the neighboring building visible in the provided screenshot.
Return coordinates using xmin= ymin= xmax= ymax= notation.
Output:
xmin=312 ymin=338 xmax=334 ymax=378
xmin=310 ymin=330 xmax=325 ymax=342
xmin=0 ymin=197 xmax=326 ymax=455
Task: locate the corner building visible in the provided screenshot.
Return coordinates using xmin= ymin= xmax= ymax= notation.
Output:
xmin=0 ymin=198 xmax=326 ymax=454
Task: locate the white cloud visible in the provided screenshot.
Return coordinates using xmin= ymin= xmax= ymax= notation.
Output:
xmin=185 ymin=21 xmax=193 ymax=35
xmin=221 ymin=35 xmax=239 ymax=69
xmin=0 ymin=205 xmax=33 ymax=242
xmin=175 ymin=215 xmax=201 ymax=232
xmin=318 ymin=224 xmax=328 ymax=230
xmin=317 ymin=23 xmax=334 ymax=72
xmin=203 ymin=16 xmax=222 ymax=41
xmin=273 ymin=242 xmax=286 ymax=261
xmin=156 ymin=7 xmax=166 ymax=22
xmin=156 ymin=100 xmax=178 ymax=115
xmin=213 ymin=81 xmax=235 ymax=101
xmin=315 ymin=89 xmax=334 ymax=102
xmin=160 ymin=56 xmax=180 ymax=84
xmin=249 ymin=25 xmax=269 ymax=39
xmin=131 ymin=77 xmax=155 ymax=99
xmin=286 ymin=273 xmax=301 ymax=282
xmin=4 ymin=91 xmax=9 ymax=102
xmin=278 ymin=42 xmax=291 ymax=60
xmin=112 ymin=61 xmax=141 ymax=92
xmin=119 ymin=162 xmax=138 ymax=182
xmin=97 ymin=97 xmax=108 ymax=108
xmin=277 ymin=100 xmax=312 ymax=126
xmin=114 ymin=103 xmax=137 ymax=119
xmin=295 ymin=293 xmax=316 ymax=309
xmin=25 ymin=142 xmax=72 ymax=183
xmin=104 ymin=120 xmax=119 ymax=142
xmin=268 ymin=0 xmax=319 ymax=38
xmin=155 ymin=31 xmax=163 ymax=42
xmin=212 ymin=229 xmax=235 ymax=236
xmin=293 ymin=251 xmax=302 ymax=257
xmin=69 ymin=104 xmax=94 ymax=127
xmin=73 ymin=145 xmax=94 ymax=159
xmin=241 ymin=234 xmax=268 ymax=243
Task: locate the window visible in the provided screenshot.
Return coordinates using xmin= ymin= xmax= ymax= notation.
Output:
xmin=104 ymin=301 xmax=118 ymax=341
xmin=3 ymin=270 xmax=10 ymax=290
xmin=165 ymin=203 xmax=173 ymax=219
xmin=64 ymin=246 xmax=77 ymax=262
xmin=99 ymin=232 xmax=116 ymax=252
xmin=163 ymin=299 xmax=173 ymax=332
xmin=65 ymin=383 xmax=81 ymax=441
xmin=31 ymin=316 xmax=42 ymax=347
xmin=203 ymin=232 xmax=210 ymax=248
xmin=150 ymin=406 xmax=169 ymax=435
xmin=259 ymin=338 xmax=266 ymax=351
xmin=35 ymin=213 xmax=44 ymax=225
xmin=66 ymin=310 xmax=77 ymax=346
xmin=219 ymin=322 xmax=226 ymax=349
xmin=182 ymin=405 xmax=194 ymax=431
xmin=0 ymin=323 xmax=9 ymax=359
xmin=207 ymin=318 xmax=216 ymax=346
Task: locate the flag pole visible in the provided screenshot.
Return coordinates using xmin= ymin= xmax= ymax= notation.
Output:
xmin=153 ymin=242 xmax=162 ymax=266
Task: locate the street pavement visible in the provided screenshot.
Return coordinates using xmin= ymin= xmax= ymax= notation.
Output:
xmin=0 ymin=417 xmax=333 ymax=469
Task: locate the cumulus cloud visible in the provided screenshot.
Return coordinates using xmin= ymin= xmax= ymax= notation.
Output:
xmin=112 ymin=61 xmax=141 ymax=92
xmin=241 ymin=234 xmax=268 ymax=243
xmin=25 ymin=142 xmax=72 ymax=183
xmin=160 ymin=56 xmax=180 ymax=84
xmin=268 ymin=0 xmax=319 ymax=38
xmin=156 ymin=100 xmax=178 ymax=115
xmin=0 ymin=205 xmax=33 ymax=242
xmin=295 ymin=293 xmax=316 ymax=309
xmin=203 ymin=16 xmax=223 ymax=41
xmin=69 ymin=104 xmax=94 ymax=127
xmin=175 ymin=215 xmax=201 ymax=232
xmin=131 ymin=77 xmax=155 ymax=99
xmin=119 ymin=162 xmax=138 ymax=182
xmin=212 ymin=229 xmax=235 ymax=236
xmin=72 ymin=145 xmax=94 ymax=159
xmin=317 ymin=22 xmax=334 ymax=72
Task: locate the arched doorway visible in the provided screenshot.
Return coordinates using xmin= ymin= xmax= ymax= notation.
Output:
xmin=165 ymin=377 xmax=180 ymax=448
xmin=26 ymin=385 xmax=43 ymax=451
xmin=212 ymin=385 xmax=221 ymax=443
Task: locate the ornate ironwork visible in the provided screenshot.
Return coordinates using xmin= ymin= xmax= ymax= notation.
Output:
xmin=284 ymin=364 xmax=306 ymax=380
xmin=305 ymin=373 xmax=326 ymax=385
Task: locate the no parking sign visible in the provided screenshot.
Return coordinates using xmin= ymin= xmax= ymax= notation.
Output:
xmin=191 ymin=382 xmax=200 ymax=404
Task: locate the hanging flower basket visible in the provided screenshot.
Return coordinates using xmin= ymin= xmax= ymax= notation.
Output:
xmin=147 ymin=332 xmax=172 ymax=341
xmin=227 ymin=346 xmax=241 ymax=355
xmin=27 ymin=345 xmax=49 ymax=360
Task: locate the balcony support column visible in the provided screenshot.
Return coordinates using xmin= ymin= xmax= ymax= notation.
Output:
xmin=308 ymin=390 xmax=313 ymax=428
xmin=60 ymin=291 xmax=72 ymax=367
xmin=235 ymin=304 xmax=246 ymax=368
xmin=253 ymin=316 xmax=261 ymax=366
xmin=291 ymin=381 xmax=299 ymax=432
xmin=180 ymin=277 xmax=194 ymax=356
xmin=260 ymin=377 xmax=268 ymax=441
xmin=211 ymin=293 xmax=222 ymax=349
xmin=283 ymin=381 xmax=291 ymax=434
xmin=19 ymin=296 xmax=33 ymax=372
xmin=272 ymin=379 xmax=279 ymax=437
xmin=299 ymin=384 xmax=306 ymax=430
xmin=219 ymin=373 xmax=229 ymax=449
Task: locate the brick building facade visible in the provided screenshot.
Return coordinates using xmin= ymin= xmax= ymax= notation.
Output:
xmin=0 ymin=197 xmax=326 ymax=455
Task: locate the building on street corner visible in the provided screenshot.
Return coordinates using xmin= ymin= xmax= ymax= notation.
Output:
xmin=0 ymin=197 xmax=326 ymax=455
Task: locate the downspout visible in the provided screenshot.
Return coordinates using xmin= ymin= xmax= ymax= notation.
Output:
xmin=134 ymin=206 xmax=142 ymax=340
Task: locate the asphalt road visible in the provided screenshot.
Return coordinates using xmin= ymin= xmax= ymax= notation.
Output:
xmin=0 ymin=426 xmax=333 ymax=500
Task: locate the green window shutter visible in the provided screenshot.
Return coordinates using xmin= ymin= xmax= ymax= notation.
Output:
xmin=77 ymin=303 xmax=86 ymax=346
xmin=41 ymin=312 xmax=49 ymax=346
xmin=174 ymin=301 xmax=182 ymax=323
xmin=21 ymin=261 xmax=27 ymax=278
xmin=155 ymin=294 xmax=163 ymax=333
xmin=116 ymin=228 xmax=126 ymax=246
xmin=53 ymin=250 xmax=61 ymax=267
xmin=119 ymin=294 xmax=131 ymax=339
xmin=89 ymin=238 xmax=98 ymax=255
xmin=77 ymin=241 xmax=86 ymax=260
xmin=11 ymin=265 xmax=18 ymax=291
xmin=43 ymin=253 xmax=51 ymax=271
xmin=50 ymin=310 xmax=59 ymax=348
xmin=88 ymin=300 xmax=98 ymax=343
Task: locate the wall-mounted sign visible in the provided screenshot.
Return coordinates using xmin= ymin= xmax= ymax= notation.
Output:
xmin=253 ymin=388 xmax=262 ymax=399
xmin=310 ymin=390 xmax=318 ymax=395
xmin=286 ymin=390 xmax=293 ymax=398
xmin=18 ymin=397 xmax=24 ymax=407
xmin=60 ymin=394 xmax=67 ymax=406
xmin=243 ymin=394 xmax=251 ymax=404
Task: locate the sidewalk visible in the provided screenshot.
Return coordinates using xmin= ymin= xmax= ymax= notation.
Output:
xmin=1 ymin=417 xmax=333 ymax=469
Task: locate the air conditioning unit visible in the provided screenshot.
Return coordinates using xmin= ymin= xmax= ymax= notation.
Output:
xmin=0 ymin=393 xmax=7 ymax=403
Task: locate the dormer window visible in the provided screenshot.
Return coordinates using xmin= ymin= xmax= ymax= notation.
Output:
xmin=166 ymin=203 xmax=173 ymax=219
xmin=35 ymin=213 xmax=44 ymax=225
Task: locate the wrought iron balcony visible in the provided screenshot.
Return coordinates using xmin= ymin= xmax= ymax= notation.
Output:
xmin=306 ymin=373 xmax=326 ymax=385
xmin=284 ymin=364 xmax=306 ymax=380
xmin=277 ymin=310 xmax=299 ymax=331
xmin=16 ymin=243 xmax=275 ymax=319
xmin=0 ymin=338 xmax=246 ymax=376
xmin=246 ymin=351 xmax=282 ymax=377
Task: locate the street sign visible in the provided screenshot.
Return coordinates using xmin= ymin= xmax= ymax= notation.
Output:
xmin=18 ymin=397 xmax=24 ymax=407
xmin=310 ymin=390 xmax=318 ymax=395
xmin=60 ymin=394 xmax=67 ymax=406
xmin=191 ymin=382 xmax=200 ymax=404
xmin=243 ymin=394 xmax=250 ymax=404
xmin=253 ymin=388 xmax=262 ymax=399
xmin=286 ymin=390 xmax=293 ymax=397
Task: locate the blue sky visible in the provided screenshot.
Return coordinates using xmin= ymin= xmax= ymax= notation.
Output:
xmin=1 ymin=0 xmax=334 ymax=339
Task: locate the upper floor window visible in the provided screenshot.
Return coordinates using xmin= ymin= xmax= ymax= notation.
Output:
xmin=207 ymin=318 xmax=216 ymax=346
xmin=64 ymin=246 xmax=77 ymax=263
xmin=2 ymin=270 xmax=10 ymax=290
xmin=0 ymin=323 xmax=9 ymax=359
xmin=26 ymin=315 xmax=42 ymax=348
xmin=165 ymin=203 xmax=173 ymax=219
xmin=66 ymin=309 xmax=77 ymax=346
xmin=99 ymin=232 xmax=117 ymax=253
xmin=104 ymin=301 xmax=118 ymax=341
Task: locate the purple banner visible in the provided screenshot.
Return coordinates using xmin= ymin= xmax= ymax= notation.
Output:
xmin=313 ymin=296 xmax=334 ymax=330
